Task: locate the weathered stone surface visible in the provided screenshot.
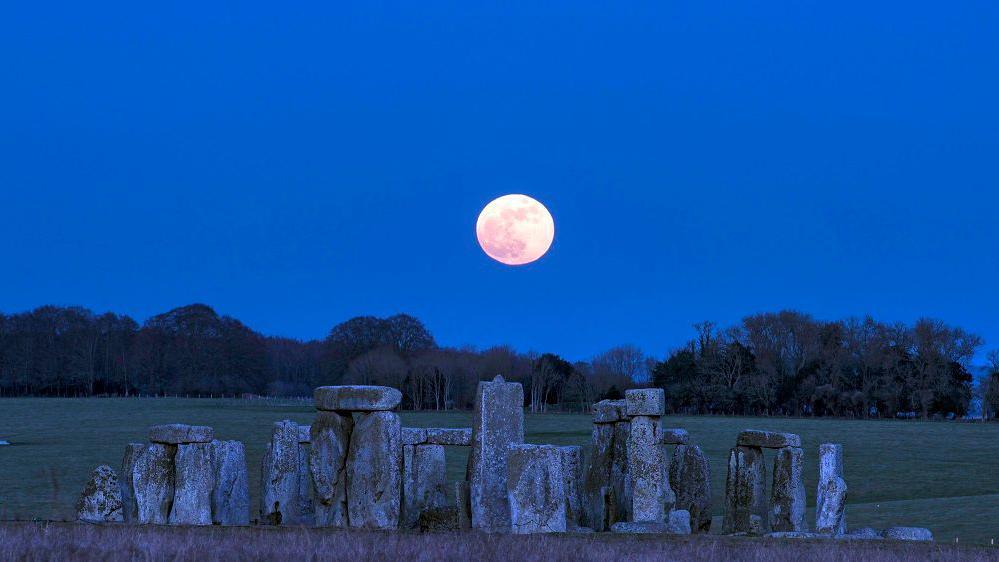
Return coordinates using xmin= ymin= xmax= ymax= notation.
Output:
xmin=210 ymin=440 xmax=249 ymax=526
xmin=770 ymin=447 xmax=807 ymax=533
xmin=666 ymin=509 xmax=691 ymax=535
xmin=817 ymin=443 xmax=846 ymax=535
xmin=723 ymin=445 xmax=767 ymax=534
xmin=884 ymin=527 xmax=933 ymax=541
xmin=625 ymin=388 xmax=665 ymax=417
xmin=455 ymin=481 xmax=472 ymax=530
xmin=815 ymin=476 xmax=848 ymax=536
xmin=749 ymin=514 xmax=765 ymax=536
xmin=610 ymin=420 xmax=630 ymax=523
xmin=149 ymin=424 xmax=214 ymax=445
xmin=133 ymin=443 xmax=176 ymax=524
xmin=583 ymin=423 xmax=615 ymax=531
xmin=261 ymin=420 xmax=302 ymax=525
xmin=314 ymin=385 xmax=402 ymax=411
xmin=661 ymin=427 xmax=690 ymax=445
xmin=77 ymin=465 xmax=124 ymax=522
xmin=297 ymin=444 xmax=314 ymax=524
xmin=669 ymin=444 xmax=712 ymax=533
xmin=310 ymin=410 xmax=353 ymax=527
xmin=592 ymin=399 xmax=627 ymax=423
xmin=736 ymin=430 xmax=801 ymax=449
xmin=347 ymin=410 xmax=402 ymax=529
xmin=402 ymin=444 xmax=448 ymax=529
xmin=170 ymin=442 xmax=214 ymax=525
xmin=418 ymin=506 xmax=459 ymax=532
xmin=559 ymin=446 xmax=584 ymax=528
xmin=402 ymin=427 xmax=427 ymax=445
xmin=610 ymin=521 xmax=670 ymax=534
xmin=628 ymin=415 xmax=673 ymax=522
xmin=768 ymin=531 xmax=825 ymax=539
xmin=466 ymin=375 xmax=524 ymax=531
xmin=507 ymin=444 xmax=567 ymax=534
xmin=297 ymin=425 xmax=311 ymax=444
xmin=845 ymin=527 xmax=883 ymax=540
xmin=120 ymin=443 xmax=145 ymax=523
xmin=426 ymin=427 xmax=473 ymax=446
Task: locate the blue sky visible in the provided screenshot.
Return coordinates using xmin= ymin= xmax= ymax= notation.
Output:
xmin=2 ymin=2 xmax=997 ymax=360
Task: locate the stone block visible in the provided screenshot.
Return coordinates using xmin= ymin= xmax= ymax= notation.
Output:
xmin=77 ymin=465 xmax=123 ymax=523
xmin=346 ymin=411 xmax=402 ymax=529
xmin=507 ymin=444 xmax=567 ymax=534
xmin=149 ymin=424 xmax=214 ymax=445
xmin=170 ymin=442 xmax=214 ymax=525
xmin=310 ymin=410 xmax=353 ymax=527
xmin=669 ymin=444 xmax=712 ymax=533
xmin=426 ymin=427 xmax=472 ymax=446
xmin=736 ymin=430 xmax=801 ymax=449
xmin=314 ymin=385 xmax=402 ymax=411
xmin=402 ymin=427 xmax=427 ymax=445
xmin=625 ymin=388 xmax=665 ymax=417
xmin=770 ymin=447 xmax=807 ymax=532
xmin=466 ymin=375 xmax=524 ymax=531
xmin=592 ymin=399 xmax=627 ymax=423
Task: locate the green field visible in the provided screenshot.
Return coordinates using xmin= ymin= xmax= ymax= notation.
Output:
xmin=2 ymin=398 xmax=998 ymax=544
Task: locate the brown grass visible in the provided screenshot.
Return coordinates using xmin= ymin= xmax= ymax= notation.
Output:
xmin=1 ymin=522 xmax=997 ymax=562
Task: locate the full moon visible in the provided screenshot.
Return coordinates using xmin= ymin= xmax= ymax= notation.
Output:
xmin=476 ymin=194 xmax=555 ymax=265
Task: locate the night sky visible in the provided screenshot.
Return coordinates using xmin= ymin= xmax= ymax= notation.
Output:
xmin=2 ymin=2 xmax=997 ymax=360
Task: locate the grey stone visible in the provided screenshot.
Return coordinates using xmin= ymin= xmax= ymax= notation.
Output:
xmin=559 ymin=446 xmax=584 ymax=528
xmin=749 ymin=514 xmax=765 ymax=536
xmin=455 ymin=481 xmax=472 ymax=530
xmin=298 ymin=444 xmax=314 ymax=525
xmin=148 ymin=424 xmax=214 ymax=445
xmin=170 ymin=442 xmax=214 ymax=525
xmin=669 ymin=444 xmax=712 ymax=533
xmin=132 ymin=443 xmax=176 ymax=524
xmin=582 ymin=423 xmax=615 ymax=531
xmin=210 ymin=440 xmax=249 ymax=526
xmin=314 ymin=385 xmax=402 ymax=411
xmin=884 ymin=527 xmax=933 ymax=541
xmin=628 ymin=415 xmax=673 ymax=522
xmin=426 ymin=427 xmax=473 ymax=446
xmin=260 ymin=420 xmax=302 ymax=525
xmin=815 ymin=476 xmax=848 ymax=536
xmin=77 ymin=465 xmax=123 ymax=522
xmin=611 ymin=521 xmax=671 ymax=534
xmin=768 ymin=531 xmax=825 ymax=539
xmin=610 ymin=420 xmax=630 ymax=523
xmin=667 ymin=509 xmax=692 ymax=534
xmin=507 ymin=444 xmax=567 ymax=534
xmin=625 ymin=388 xmax=665 ymax=417
xmin=736 ymin=430 xmax=801 ymax=449
xmin=297 ymin=425 xmax=311 ymax=444
xmin=402 ymin=427 xmax=427 ymax=445
xmin=817 ymin=443 xmax=846 ymax=535
xmin=845 ymin=527 xmax=883 ymax=540
xmin=661 ymin=427 xmax=690 ymax=445
xmin=723 ymin=445 xmax=767 ymax=534
xmin=466 ymin=375 xmax=524 ymax=531
xmin=347 ymin=410 xmax=402 ymax=529
xmin=592 ymin=399 xmax=627 ymax=423
xmin=770 ymin=447 xmax=807 ymax=532
xmin=120 ymin=443 xmax=145 ymax=523
xmin=402 ymin=444 xmax=448 ymax=529
xmin=418 ymin=506 xmax=459 ymax=532
xmin=310 ymin=410 xmax=353 ymax=527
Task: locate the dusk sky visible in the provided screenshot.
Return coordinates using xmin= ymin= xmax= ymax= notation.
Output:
xmin=2 ymin=2 xmax=997 ymax=361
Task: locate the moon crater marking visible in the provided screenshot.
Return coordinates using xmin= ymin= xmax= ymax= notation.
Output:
xmin=476 ymin=194 xmax=555 ymax=266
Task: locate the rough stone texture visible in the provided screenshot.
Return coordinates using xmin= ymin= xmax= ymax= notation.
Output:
xmin=815 ymin=476 xmax=848 ymax=536
xmin=310 ymin=410 xmax=353 ymax=527
xmin=628 ymin=415 xmax=673 ymax=522
xmin=455 ymin=481 xmax=472 ymax=530
xmin=610 ymin=420 xmax=630 ymax=523
xmin=77 ymin=465 xmax=124 ymax=522
xmin=661 ymin=427 xmax=690 ymax=445
xmin=768 ymin=531 xmax=825 ymax=539
xmin=170 ymin=442 xmax=214 ymax=525
xmin=583 ymin=423 xmax=615 ymax=531
xmin=625 ymin=388 xmax=665 ymax=417
xmin=132 ymin=443 xmax=176 ymax=524
xmin=418 ymin=506 xmax=459 ymax=532
xmin=736 ymin=430 xmax=802 ymax=449
xmin=668 ymin=444 xmax=712 ymax=533
xmin=261 ymin=420 xmax=302 ymax=525
xmin=120 ymin=443 xmax=145 ymax=523
xmin=749 ymin=514 xmax=765 ymax=536
xmin=666 ymin=509 xmax=692 ymax=535
xmin=723 ymin=445 xmax=767 ymax=534
xmin=210 ymin=440 xmax=250 ymax=526
xmin=402 ymin=427 xmax=427 ymax=445
xmin=148 ymin=424 xmax=214 ymax=445
xmin=884 ymin=527 xmax=933 ymax=541
xmin=466 ymin=375 xmax=524 ymax=531
xmin=817 ymin=443 xmax=846 ymax=535
xmin=297 ymin=425 xmax=311 ymax=444
xmin=559 ymin=446 xmax=584 ymax=528
xmin=346 ymin=410 xmax=402 ymax=529
xmin=592 ymin=399 xmax=627 ymax=423
xmin=610 ymin=521 xmax=671 ymax=534
xmin=507 ymin=444 xmax=567 ymax=534
xmin=402 ymin=444 xmax=448 ymax=529
xmin=426 ymin=427 xmax=473 ymax=446
xmin=314 ymin=385 xmax=402 ymax=411
xmin=297 ymin=444 xmax=314 ymax=525
xmin=770 ymin=447 xmax=807 ymax=532
xmin=846 ymin=527 xmax=884 ymax=540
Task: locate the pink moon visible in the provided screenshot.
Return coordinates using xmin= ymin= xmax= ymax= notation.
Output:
xmin=475 ymin=194 xmax=555 ymax=266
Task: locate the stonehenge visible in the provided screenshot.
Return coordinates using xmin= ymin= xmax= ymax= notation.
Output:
xmin=466 ymin=375 xmax=524 ymax=531
xmin=816 ymin=443 xmax=847 ymax=535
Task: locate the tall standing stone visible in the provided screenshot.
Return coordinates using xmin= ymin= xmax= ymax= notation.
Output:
xmin=611 ymin=419 xmax=630 ymax=522
xmin=583 ymin=422 xmax=615 ymax=530
xmin=559 ymin=446 xmax=584 ymax=528
xmin=310 ymin=410 xmax=353 ymax=527
xmin=402 ymin=444 xmax=448 ymax=529
xmin=669 ymin=444 xmax=712 ymax=533
xmin=77 ymin=465 xmax=124 ymax=522
xmin=625 ymin=389 xmax=671 ymax=523
xmin=132 ymin=443 xmax=176 ymax=525
xmin=507 ymin=444 xmax=568 ymax=534
xmin=346 ymin=410 xmax=402 ymax=529
xmin=120 ymin=443 xmax=145 ymax=523
xmin=211 ymin=440 xmax=250 ymax=526
xmin=455 ymin=481 xmax=472 ymax=530
xmin=815 ymin=476 xmax=848 ymax=535
xmin=260 ymin=420 xmax=302 ymax=525
xmin=170 ymin=442 xmax=214 ymax=526
xmin=770 ymin=447 xmax=806 ymax=532
xmin=297 ymin=444 xmax=314 ymax=525
xmin=817 ymin=443 xmax=846 ymax=535
xmin=723 ymin=445 xmax=767 ymax=534
xmin=466 ymin=375 xmax=524 ymax=531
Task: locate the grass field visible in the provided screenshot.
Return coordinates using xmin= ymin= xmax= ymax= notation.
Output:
xmin=2 ymin=398 xmax=999 ymax=545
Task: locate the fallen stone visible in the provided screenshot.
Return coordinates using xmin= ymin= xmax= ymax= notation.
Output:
xmin=844 ymin=527 xmax=883 ymax=540
xmin=148 ymin=424 xmax=214 ymax=445
xmin=77 ymin=465 xmax=123 ymax=522
xmin=310 ymin=410 xmax=353 ymax=527
xmin=260 ymin=420 xmax=302 ymax=525
xmin=611 ymin=521 xmax=671 ymax=534
xmin=132 ymin=443 xmax=176 ymax=524
xmin=628 ymin=415 xmax=672 ymax=522
xmin=592 ymin=399 xmax=627 ymax=423
xmin=347 ymin=410 xmax=402 ymax=529
xmin=210 ymin=440 xmax=250 ymax=526
xmin=402 ymin=444 xmax=448 ymax=529
xmin=817 ymin=443 xmax=846 ymax=535
xmin=559 ymin=446 xmax=584 ymax=528
xmin=466 ymin=375 xmax=524 ymax=531
xmin=736 ymin=430 xmax=801 ymax=449
xmin=669 ymin=444 xmax=712 ymax=533
xmin=583 ymin=423 xmax=615 ymax=531
xmin=884 ymin=527 xmax=933 ymax=541
xmin=297 ymin=425 xmax=311 ymax=444
xmin=770 ymin=447 xmax=807 ymax=532
xmin=120 ymin=443 xmax=145 ymax=523
xmin=768 ymin=531 xmax=825 ymax=539
xmin=723 ymin=445 xmax=767 ymax=534
xmin=402 ymin=427 xmax=427 ymax=445
xmin=661 ymin=428 xmax=690 ymax=445
xmin=507 ymin=444 xmax=567 ymax=534
xmin=418 ymin=506 xmax=459 ymax=532
xmin=170 ymin=442 xmax=214 ymax=525
xmin=455 ymin=481 xmax=472 ymax=530
xmin=815 ymin=476 xmax=848 ymax=536
xmin=625 ymin=388 xmax=665 ymax=417
xmin=426 ymin=427 xmax=473 ymax=446
xmin=667 ymin=509 xmax=692 ymax=534
xmin=314 ymin=385 xmax=402 ymax=411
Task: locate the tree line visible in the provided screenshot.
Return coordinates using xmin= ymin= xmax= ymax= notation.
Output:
xmin=0 ymin=304 xmax=995 ymax=420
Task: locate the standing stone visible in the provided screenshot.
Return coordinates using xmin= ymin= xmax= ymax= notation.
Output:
xmin=132 ymin=443 xmax=176 ymax=524
xmin=466 ymin=375 xmax=524 ymax=531
xmin=210 ymin=440 xmax=249 ymax=526
xmin=346 ymin=411 xmax=402 ymax=529
xmin=170 ymin=442 xmax=214 ymax=525
xmin=770 ymin=447 xmax=807 ymax=532
xmin=611 ymin=419 xmax=630 ymax=522
xmin=666 ymin=509 xmax=692 ymax=535
xmin=559 ymin=446 xmax=584 ymax=528
xmin=507 ymin=444 xmax=567 ymax=534
xmin=120 ymin=443 xmax=145 ymax=523
xmin=261 ymin=420 xmax=301 ymax=525
xmin=402 ymin=444 xmax=448 ymax=529
xmin=298 ymin=444 xmax=314 ymax=525
xmin=583 ymin=423 xmax=615 ymax=531
xmin=815 ymin=476 xmax=848 ymax=535
xmin=77 ymin=465 xmax=124 ymax=522
xmin=723 ymin=445 xmax=767 ymax=534
xmin=455 ymin=481 xmax=472 ymax=530
xmin=817 ymin=443 xmax=846 ymax=535
xmin=310 ymin=410 xmax=353 ymax=527
xmin=669 ymin=444 xmax=712 ymax=533
xmin=628 ymin=415 xmax=671 ymax=522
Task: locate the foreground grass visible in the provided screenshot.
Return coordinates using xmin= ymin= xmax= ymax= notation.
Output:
xmin=2 ymin=522 xmax=998 ymax=562
xmin=2 ymin=398 xmax=999 ymax=543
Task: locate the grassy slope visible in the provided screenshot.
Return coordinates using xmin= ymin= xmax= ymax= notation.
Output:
xmin=1 ymin=398 xmax=998 ymax=544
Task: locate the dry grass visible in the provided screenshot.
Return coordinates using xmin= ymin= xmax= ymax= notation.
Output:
xmin=1 ymin=522 xmax=997 ymax=562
